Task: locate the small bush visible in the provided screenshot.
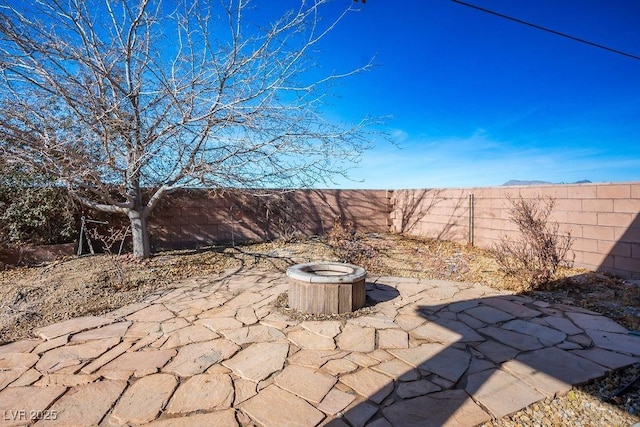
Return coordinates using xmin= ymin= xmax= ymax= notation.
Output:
xmin=0 ymin=164 xmax=78 ymax=246
xmin=493 ymin=194 xmax=574 ymax=288
xmin=327 ymin=216 xmax=378 ymax=271
xmin=86 ymin=226 xmax=134 ymax=289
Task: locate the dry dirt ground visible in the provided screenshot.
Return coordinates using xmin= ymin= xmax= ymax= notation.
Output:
xmin=1 ymin=233 xmax=639 ymax=425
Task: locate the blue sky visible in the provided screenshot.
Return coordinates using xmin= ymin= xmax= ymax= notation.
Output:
xmin=301 ymin=0 xmax=640 ymax=189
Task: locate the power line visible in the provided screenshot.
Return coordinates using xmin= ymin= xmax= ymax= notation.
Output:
xmin=452 ymin=0 xmax=640 ymax=61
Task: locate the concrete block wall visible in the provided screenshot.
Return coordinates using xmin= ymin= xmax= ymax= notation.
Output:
xmin=390 ymin=182 xmax=640 ymax=279
xmin=118 ymin=183 xmax=639 ymax=278
xmin=148 ymin=189 xmax=392 ymax=249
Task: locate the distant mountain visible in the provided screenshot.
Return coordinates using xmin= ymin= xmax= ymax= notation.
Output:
xmin=502 ymin=179 xmax=592 ymax=186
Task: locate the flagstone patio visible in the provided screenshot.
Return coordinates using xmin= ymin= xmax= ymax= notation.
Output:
xmin=0 ymin=270 xmax=638 ymax=426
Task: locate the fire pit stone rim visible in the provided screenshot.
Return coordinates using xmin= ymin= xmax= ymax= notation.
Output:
xmin=286 ymin=261 xmax=366 ymax=284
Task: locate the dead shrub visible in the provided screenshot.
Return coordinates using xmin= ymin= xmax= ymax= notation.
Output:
xmin=493 ymin=194 xmax=574 ymax=289
xmin=86 ymin=226 xmax=134 ymax=289
xmin=326 ymin=216 xmax=378 ymax=271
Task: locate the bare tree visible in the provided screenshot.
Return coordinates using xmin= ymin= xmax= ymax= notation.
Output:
xmin=0 ymin=0 xmax=374 ymax=257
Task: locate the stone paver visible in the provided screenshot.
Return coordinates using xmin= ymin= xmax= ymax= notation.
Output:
xmin=339 ymin=368 xmax=394 ymax=404
xmin=377 ymin=328 xmax=409 ymax=349
xmin=390 ymin=344 xmax=470 ymax=383
xmin=373 ymin=358 xmax=420 ymax=381
xmin=318 ymin=388 xmax=356 ymax=415
xmin=0 ymin=353 xmax=38 ymax=370
xmin=223 ymin=342 xmax=288 ymax=382
xmin=0 ymin=339 xmax=41 ymax=355
xmin=234 ymin=378 xmax=258 ymax=405
xmin=477 ymin=326 xmax=545 ymax=351
xmin=222 ymin=324 xmax=286 ymax=345
xmin=33 ymin=335 xmax=69 ymax=354
xmin=35 ymin=380 xmax=127 ymax=426
xmin=566 ymin=312 xmax=630 ymax=333
xmin=162 ymin=325 xmax=220 ymax=348
xmin=1 ymin=273 xmax=637 ymax=427
xmin=383 ymin=389 xmax=491 ymax=427
xmin=81 ymin=341 xmax=132 ymax=374
xmin=476 ymin=340 xmax=519 ymax=363
xmin=571 ymin=347 xmax=639 ymax=369
xmin=35 ymin=316 xmax=113 ymax=340
xmin=505 ymin=347 xmax=609 ymax=398
xmin=410 ymin=321 xmax=464 ymax=343
xmin=336 ymin=324 xmax=376 ymax=352
xmin=146 ymin=409 xmax=239 ymax=427
xmin=240 ymin=384 xmax=325 ymax=427
xmin=396 ymin=378 xmax=441 ymax=398
xmin=301 ymin=321 xmax=342 ymax=338
xmin=164 ymin=339 xmax=239 ymax=377
xmin=466 ymin=368 xmax=545 ymax=418
xmin=274 ymin=364 xmax=337 ymax=403
xmin=584 ymin=329 xmax=640 ymax=355
xmin=8 ymin=368 xmax=41 ymax=387
xmin=106 ymin=373 xmax=177 ymax=425
xmin=126 ymin=304 xmax=175 ymax=322
xmin=433 ymin=318 xmax=485 ymax=342
xmin=100 ymin=348 xmax=176 ymax=377
xmin=0 ymin=386 xmax=66 ymax=427
xmin=288 ymin=328 xmax=336 ymax=350
xmin=322 ymin=358 xmax=359 ymax=375
xmin=343 ymin=398 xmax=379 ymax=426
xmin=165 ymin=374 xmax=234 ymax=413
xmin=482 ymin=297 xmax=542 ymax=318
xmin=289 ymin=349 xmax=349 ymax=368
xmin=502 ymin=319 xmax=567 ymax=346
xmin=70 ymin=321 xmax=131 ymax=342
xmin=465 ymin=305 xmax=515 ymax=324
xmin=36 ymin=337 xmax=120 ymax=373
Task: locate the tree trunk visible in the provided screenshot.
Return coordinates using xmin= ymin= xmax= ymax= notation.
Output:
xmin=128 ymin=209 xmax=151 ymax=258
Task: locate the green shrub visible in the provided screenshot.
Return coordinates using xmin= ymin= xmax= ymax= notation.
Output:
xmin=0 ymin=163 xmax=78 ymax=245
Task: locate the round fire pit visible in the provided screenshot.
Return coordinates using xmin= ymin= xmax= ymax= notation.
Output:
xmin=286 ymin=262 xmax=366 ymax=315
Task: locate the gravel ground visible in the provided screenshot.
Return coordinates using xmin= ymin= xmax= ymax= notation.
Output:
xmin=1 ymin=233 xmax=639 ymax=426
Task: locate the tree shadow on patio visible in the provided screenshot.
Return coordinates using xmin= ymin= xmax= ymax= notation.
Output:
xmin=326 ymin=280 xmax=640 ymax=427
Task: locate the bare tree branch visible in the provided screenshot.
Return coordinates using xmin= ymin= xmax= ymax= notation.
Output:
xmin=0 ymin=0 xmax=379 ymax=257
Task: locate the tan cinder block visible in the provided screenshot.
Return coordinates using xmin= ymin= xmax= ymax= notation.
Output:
xmin=582 ymin=225 xmax=616 ymax=241
xmin=613 ymin=256 xmax=639 ymax=274
xmin=557 ymin=223 xmax=576 ymax=237
xmin=567 ymin=185 xmax=597 ymax=199
xmin=632 ymin=243 xmax=640 ymax=258
xmin=572 ymin=251 xmax=584 ymax=266
xmin=490 ymin=218 xmax=514 ymax=232
xmin=507 ymin=186 xmax=542 ymax=199
xmin=615 ymin=226 xmax=640 ymax=242
xmin=571 ymin=238 xmax=598 ymax=253
xmin=541 ymin=186 xmax=569 ymax=199
xmin=631 ymin=184 xmax=640 ymax=199
xmin=597 ymin=212 xmax=634 ymax=227
xmin=614 ymin=198 xmax=640 ymax=213
xmin=582 ymin=199 xmax=614 ymax=213
xmin=554 ymin=198 xmax=581 ymax=212
xmin=599 ymin=240 xmax=631 ymax=258
xmin=581 ymin=251 xmax=612 ymax=269
xmin=479 ymin=187 xmax=504 ymax=199
xmin=597 ymin=184 xmax=631 ymax=199
xmin=490 ymin=197 xmax=510 ymax=210
xmin=549 ymin=211 xmax=568 ymax=223
xmin=567 ymin=211 xmax=597 ymax=226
